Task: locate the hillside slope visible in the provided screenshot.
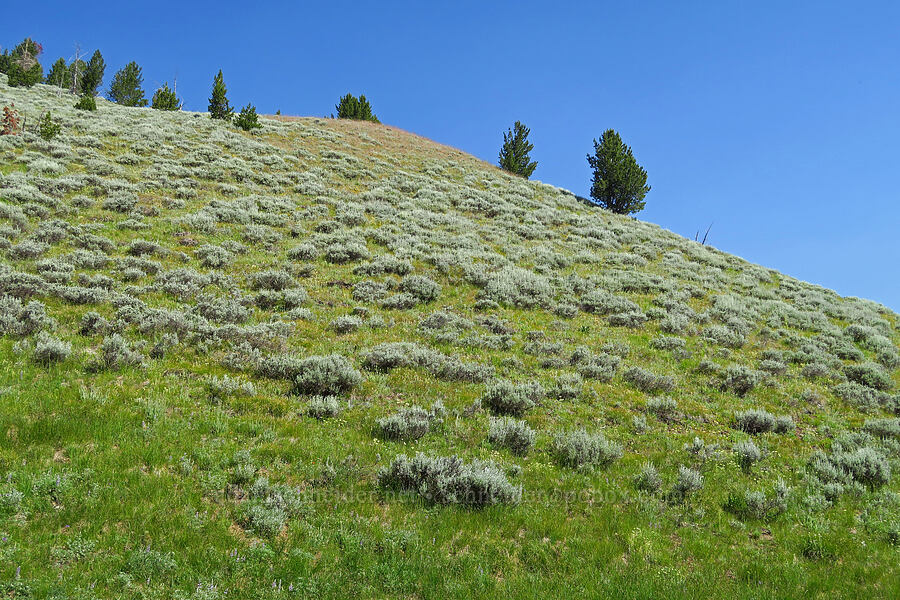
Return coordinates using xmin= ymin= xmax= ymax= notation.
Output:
xmin=1 ymin=77 xmax=899 ymax=598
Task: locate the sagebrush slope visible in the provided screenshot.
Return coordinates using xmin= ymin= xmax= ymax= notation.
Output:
xmin=1 ymin=76 xmax=899 ymax=598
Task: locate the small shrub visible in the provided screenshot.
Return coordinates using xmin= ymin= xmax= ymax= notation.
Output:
xmin=33 ymin=332 xmax=71 ymax=364
xmin=330 ymin=315 xmax=363 ymax=334
xmin=99 ymin=334 xmax=144 ymax=369
xmin=724 ymin=480 xmax=790 ymax=520
xmin=551 ymin=429 xmax=623 ymax=469
xmin=292 ymin=354 xmax=362 ymax=395
xmin=646 ymin=396 xmax=678 ymax=421
xmin=481 ymin=379 xmax=544 ymax=417
xmin=734 ymin=440 xmax=763 ymax=471
xmin=377 ymin=453 xmax=521 ymax=506
xmin=552 ymin=372 xmax=583 ymax=399
xmin=624 ymin=366 xmax=675 ymax=394
xmin=863 ymin=418 xmax=900 ymax=439
xmin=734 ymin=409 xmax=776 ymax=434
xmin=307 ymin=396 xmax=341 ymax=419
xmin=773 ymin=415 xmax=795 ymax=434
xmin=377 ymin=403 xmax=444 ymax=441
xmin=634 ymin=462 xmax=662 ymax=493
xmin=651 ymin=336 xmax=686 ymax=351
xmin=722 ymin=365 xmax=762 ymax=396
xmin=844 ymin=362 xmax=893 ymax=391
xmin=670 ymin=465 xmax=704 ymax=501
xmin=488 ymin=417 xmax=536 ymax=456
xmin=399 ymin=275 xmax=441 ymax=303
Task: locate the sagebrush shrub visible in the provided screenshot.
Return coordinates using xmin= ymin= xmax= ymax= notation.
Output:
xmin=377 ymin=453 xmax=521 ymax=506
xmin=734 ymin=408 xmax=776 ymax=434
xmin=33 ymin=332 xmax=71 ymax=364
xmin=634 ymin=462 xmax=662 ymax=493
xmin=488 ymin=417 xmax=536 ymax=456
xmin=844 ymin=362 xmax=893 ymax=392
xmin=551 ymin=429 xmax=623 ymax=469
xmin=399 ymin=275 xmax=441 ymax=303
xmin=670 ymin=466 xmax=704 ymax=501
xmin=481 ymin=379 xmax=544 ymax=416
xmin=377 ymin=403 xmax=444 ymax=441
xmin=624 ymin=366 xmax=674 ymax=394
xmin=99 ymin=334 xmax=144 ymax=369
xmin=722 ymin=365 xmax=762 ymax=396
xmin=734 ymin=440 xmax=763 ymax=471
xmin=307 ymin=396 xmax=341 ymax=419
xmin=292 ymin=354 xmax=362 ymax=395
xmin=646 ymin=396 xmax=678 ymax=421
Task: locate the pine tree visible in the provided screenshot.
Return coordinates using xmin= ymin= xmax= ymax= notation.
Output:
xmin=108 ymin=62 xmax=148 ymax=107
xmin=498 ymin=121 xmax=538 ymax=179
xmin=335 ymin=93 xmax=379 ymax=122
xmin=151 ymin=82 xmax=181 ymax=111
xmin=208 ymin=70 xmax=233 ymax=120
xmin=234 ymin=103 xmax=262 ymax=131
xmin=3 ymin=38 xmax=43 ymax=87
xmin=80 ymin=50 xmax=105 ymax=96
xmin=45 ymin=58 xmax=69 ymax=88
xmin=586 ymin=129 xmax=650 ymax=215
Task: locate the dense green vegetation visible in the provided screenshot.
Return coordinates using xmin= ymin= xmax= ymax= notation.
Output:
xmin=498 ymin=120 xmax=538 ymax=179
xmin=0 ymin=73 xmax=898 ymax=598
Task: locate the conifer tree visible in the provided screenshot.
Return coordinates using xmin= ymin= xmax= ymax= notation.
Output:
xmin=335 ymin=93 xmax=379 ymax=122
xmin=80 ymin=50 xmax=105 ymax=96
xmin=208 ymin=70 xmax=233 ymax=120
xmin=108 ymin=61 xmax=148 ymax=107
xmin=151 ymin=82 xmax=181 ymax=111
xmin=234 ymin=103 xmax=262 ymax=131
xmin=586 ymin=129 xmax=650 ymax=214
xmin=498 ymin=121 xmax=538 ymax=179
xmin=3 ymin=38 xmax=43 ymax=87
xmin=67 ymin=58 xmax=86 ymax=94
xmin=45 ymin=58 xmax=69 ymax=88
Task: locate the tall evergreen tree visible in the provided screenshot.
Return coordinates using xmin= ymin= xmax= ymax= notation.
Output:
xmin=586 ymin=129 xmax=650 ymax=215
xmin=335 ymin=93 xmax=379 ymax=122
xmin=107 ymin=61 xmax=148 ymax=107
xmin=3 ymin=38 xmax=43 ymax=87
xmin=208 ymin=70 xmax=233 ymax=120
xmin=80 ymin=50 xmax=105 ymax=96
xmin=151 ymin=82 xmax=181 ymax=111
xmin=45 ymin=57 xmax=69 ymax=88
xmin=498 ymin=121 xmax=538 ymax=179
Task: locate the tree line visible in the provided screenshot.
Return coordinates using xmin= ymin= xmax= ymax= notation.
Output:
xmin=1 ymin=36 xmax=650 ymax=214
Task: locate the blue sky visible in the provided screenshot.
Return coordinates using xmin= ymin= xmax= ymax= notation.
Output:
xmin=7 ymin=1 xmax=899 ymax=310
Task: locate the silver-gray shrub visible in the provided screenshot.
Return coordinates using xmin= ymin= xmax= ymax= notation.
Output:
xmin=0 ymin=297 xmax=55 ymax=336
xmin=307 ymin=396 xmax=341 ymax=419
xmin=33 ymin=332 xmax=72 ymax=364
xmin=195 ymin=244 xmax=233 ymax=268
xmin=481 ymin=266 xmax=552 ymax=308
xmin=552 ymin=372 xmax=584 ymax=400
xmin=634 ymin=462 xmax=662 ymax=493
xmin=481 ymin=379 xmax=544 ymax=417
xmin=330 ymin=315 xmax=363 ymax=334
xmin=488 ymin=417 xmax=536 ymax=456
xmin=551 ymin=429 xmax=623 ymax=469
xmin=624 ymin=366 xmax=675 ymax=394
xmin=398 ymin=274 xmax=441 ymax=303
xmin=670 ymin=466 xmax=704 ymax=501
xmin=863 ymin=418 xmax=900 ymax=440
xmin=377 ymin=453 xmax=521 ymax=506
xmin=722 ymin=365 xmax=762 ymax=396
xmin=292 ymin=354 xmax=362 ymax=396
xmin=734 ymin=440 xmax=763 ymax=471
xmin=734 ymin=408 xmax=776 ymax=434
xmin=646 ymin=396 xmax=678 ymax=421
xmin=377 ymin=402 xmax=444 ymax=441
xmin=99 ymin=334 xmax=144 ymax=369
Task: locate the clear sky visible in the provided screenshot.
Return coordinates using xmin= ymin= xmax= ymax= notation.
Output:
xmin=6 ymin=1 xmax=899 ymax=310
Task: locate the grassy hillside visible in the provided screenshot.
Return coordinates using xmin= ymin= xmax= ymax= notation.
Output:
xmin=1 ymin=76 xmax=899 ymax=599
